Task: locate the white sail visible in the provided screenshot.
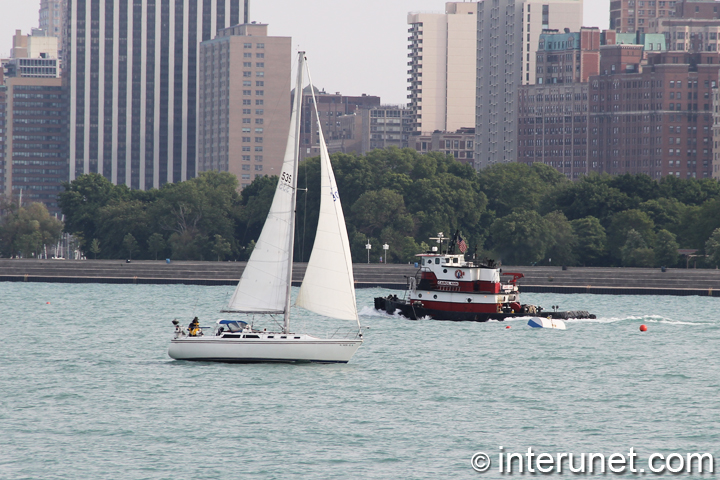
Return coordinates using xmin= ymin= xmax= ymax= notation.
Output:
xmin=296 ymin=72 xmax=359 ymax=323
xmin=224 ymin=57 xmax=303 ymax=314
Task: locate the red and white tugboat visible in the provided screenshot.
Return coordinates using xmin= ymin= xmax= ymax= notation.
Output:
xmin=374 ymin=232 xmax=595 ymax=322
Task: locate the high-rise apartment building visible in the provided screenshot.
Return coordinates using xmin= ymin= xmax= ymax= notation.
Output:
xmin=587 ymin=50 xmax=719 ymax=179
xmin=474 ymin=0 xmax=583 ymax=169
xmin=407 ymin=2 xmax=477 ymax=135
xmin=197 ymin=23 xmax=290 ymax=189
xmin=0 ymin=71 xmax=6 ymax=200
xmin=64 ymin=0 xmax=244 ymax=190
xmin=610 ymin=0 xmax=678 ymax=33
xmin=3 ymin=77 xmax=67 ymax=213
xmin=40 ymin=0 xmax=65 ymax=38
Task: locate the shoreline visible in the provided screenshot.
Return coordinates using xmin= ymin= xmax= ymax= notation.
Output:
xmin=1 ymin=259 xmax=720 ymax=297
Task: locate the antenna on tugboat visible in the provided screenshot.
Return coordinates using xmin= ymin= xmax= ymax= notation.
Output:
xmin=429 ymin=232 xmax=448 ymax=254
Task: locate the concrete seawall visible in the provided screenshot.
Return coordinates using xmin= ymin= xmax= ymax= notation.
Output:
xmin=2 ymin=259 xmax=720 ymax=297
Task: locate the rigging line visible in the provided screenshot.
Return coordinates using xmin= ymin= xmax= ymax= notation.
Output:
xmin=301 ymin=148 xmax=308 ymax=262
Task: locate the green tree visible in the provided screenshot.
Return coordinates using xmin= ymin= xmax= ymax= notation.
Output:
xmin=212 ymin=234 xmax=232 ymax=261
xmin=606 ymin=209 xmax=656 ymax=262
xmin=58 ymin=173 xmax=131 ymax=246
xmin=17 ymin=231 xmax=43 ymax=258
xmin=543 ymin=211 xmax=577 ymax=266
xmin=123 ymin=233 xmax=138 ymax=260
xmin=147 ymin=233 xmax=166 ymax=260
xmin=620 ymin=229 xmax=655 ymax=267
xmin=478 ymin=162 xmax=567 ymax=218
xmin=570 ymin=216 xmax=607 ymax=266
xmin=0 ymin=202 xmax=63 ymax=258
xmin=89 ymin=238 xmax=101 ymax=259
xmin=655 ymin=229 xmax=679 ymax=268
xmin=490 ymin=211 xmax=551 ymax=265
xmin=550 ymin=174 xmax=634 ymax=224
xmin=704 ymin=228 xmax=720 ymax=267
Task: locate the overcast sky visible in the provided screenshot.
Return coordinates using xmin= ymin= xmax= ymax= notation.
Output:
xmin=0 ymin=0 xmax=610 ymax=104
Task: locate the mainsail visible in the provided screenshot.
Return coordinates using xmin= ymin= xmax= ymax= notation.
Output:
xmin=295 ymin=64 xmax=359 ymax=324
xmin=224 ymin=56 xmax=303 ymax=315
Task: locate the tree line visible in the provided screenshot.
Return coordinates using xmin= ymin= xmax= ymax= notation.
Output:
xmin=4 ymin=147 xmax=720 ymax=267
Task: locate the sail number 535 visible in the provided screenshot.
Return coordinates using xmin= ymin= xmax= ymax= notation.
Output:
xmin=281 ymin=172 xmax=292 ymax=185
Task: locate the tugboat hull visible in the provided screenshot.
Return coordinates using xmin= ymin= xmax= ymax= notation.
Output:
xmin=374 ymin=296 xmax=595 ymax=322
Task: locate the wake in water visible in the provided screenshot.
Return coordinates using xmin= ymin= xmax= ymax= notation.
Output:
xmin=565 ymin=314 xmax=713 ymax=326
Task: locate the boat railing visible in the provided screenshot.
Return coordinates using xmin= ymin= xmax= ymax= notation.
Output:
xmin=326 ymin=326 xmax=365 ymax=340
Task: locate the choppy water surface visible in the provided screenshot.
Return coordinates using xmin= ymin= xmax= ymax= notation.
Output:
xmin=1 ymin=283 xmax=718 ymax=479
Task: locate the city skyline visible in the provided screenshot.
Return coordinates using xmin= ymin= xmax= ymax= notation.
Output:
xmin=1 ymin=0 xmax=610 ymax=105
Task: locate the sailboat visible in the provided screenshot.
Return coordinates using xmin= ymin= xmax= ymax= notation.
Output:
xmin=168 ymin=52 xmax=363 ymax=363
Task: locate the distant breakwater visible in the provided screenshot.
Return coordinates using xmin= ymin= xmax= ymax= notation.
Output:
xmin=1 ymin=259 xmax=720 ymax=297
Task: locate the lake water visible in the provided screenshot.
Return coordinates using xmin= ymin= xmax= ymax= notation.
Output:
xmin=1 ymin=282 xmax=718 ymax=479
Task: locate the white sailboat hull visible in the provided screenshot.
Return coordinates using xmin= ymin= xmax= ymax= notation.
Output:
xmin=168 ymin=334 xmax=362 ymax=363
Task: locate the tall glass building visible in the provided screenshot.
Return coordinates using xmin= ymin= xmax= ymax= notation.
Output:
xmin=64 ymin=0 xmax=244 ymax=189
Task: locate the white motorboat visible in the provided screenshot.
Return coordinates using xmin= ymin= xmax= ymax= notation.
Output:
xmin=168 ymin=52 xmax=363 ymax=363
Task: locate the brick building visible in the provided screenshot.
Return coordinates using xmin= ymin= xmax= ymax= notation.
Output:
xmin=412 ymin=127 xmax=475 ymax=165
xmin=536 ymin=27 xmax=602 ymax=85
xmin=299 ymin=89 xmax=380 ymax=162
xmin=588 ymin=50 xmax=719 ymax=179
xmin=610 ymin=0 xmax=678 ymax=33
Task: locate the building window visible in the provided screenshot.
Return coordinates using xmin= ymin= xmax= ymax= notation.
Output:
xmin=256 ymin=100 xmax=264 ymax=105
xmin=255 ymin=128 xmax=263 ymax=133
xmin=244 ymin=43 xmax=252 ymax=48
xmin=256 ymin=43 xmax=264 ymax=48
xmin=255 ymin=109 xmax=264 ymax=115
xmin=242 ymin=137 xmax=251 ymax=142
xmin=256 ymin=81 xmax=264 ymax=86
xmin=256 ymin=63 xmax=264 ymax=68
xmin=243 ymin=90 xmax=251 ymax=95
xmin=243 ymin=99 xmax=251 ymax=105
xmin=255 ymin=137 xmax=263 ymax=143
xmin=256 ymin=53 xmax=264 ymax=58
xmin=255 ymin=146 xmax=263 ymax=152
xmin=255 ymin=165 xmax=263 ymax=171
xmin=255 ymin=155 xmax=263 ymax=161
xmin=256 ymin=90 xmax=264 ymax=96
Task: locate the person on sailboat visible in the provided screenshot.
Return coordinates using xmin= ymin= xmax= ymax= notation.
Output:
xmin=188 ymin=317 xmax=202 ymax=336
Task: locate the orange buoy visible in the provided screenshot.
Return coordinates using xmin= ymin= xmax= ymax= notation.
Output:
xmin=506 ymin=325 xmax=511 ymax=329
xmin=46 ymin=302 xmax=50 ymax=304
xmin=639 ymin=324 xmax=647 ymax=332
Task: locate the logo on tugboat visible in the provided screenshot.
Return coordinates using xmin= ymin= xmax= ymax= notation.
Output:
xmin=455 ymin=269 xmax=465 ymax=279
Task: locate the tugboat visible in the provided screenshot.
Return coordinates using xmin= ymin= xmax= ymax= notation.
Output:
xmin=374 ymin=232 xmax=595 ymax=322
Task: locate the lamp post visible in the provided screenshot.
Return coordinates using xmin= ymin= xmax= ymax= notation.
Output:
xmin=366 ymin=240 xmax=372 ymax=264
xmin=383 ymin=243 xmax=389 ymax=264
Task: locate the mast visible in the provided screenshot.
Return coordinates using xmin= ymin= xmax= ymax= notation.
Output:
xmin=283 ymin=51 xmax=304 ymax=334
